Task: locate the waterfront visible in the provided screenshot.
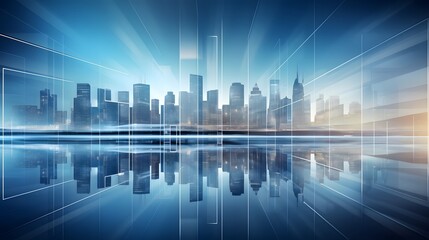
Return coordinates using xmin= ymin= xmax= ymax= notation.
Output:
xmin=0 ymin=136 xmax=428 ymax=239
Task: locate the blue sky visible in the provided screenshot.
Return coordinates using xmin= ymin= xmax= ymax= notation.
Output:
xmin=0 ymin=0 xmax=428 ymax=109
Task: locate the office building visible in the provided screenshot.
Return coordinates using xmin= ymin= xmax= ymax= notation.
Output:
xmin=133 ymin=83 xmax=150 ymax=124
xmin=249 ymin=84 xmax=267 ymax=129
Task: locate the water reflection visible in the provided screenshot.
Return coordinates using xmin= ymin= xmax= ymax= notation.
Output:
xmin=1 ymin=138 xmax=428 ymax=239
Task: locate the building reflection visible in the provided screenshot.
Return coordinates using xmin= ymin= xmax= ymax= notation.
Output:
xmin=132 ymin=153 xmax=151 ymax=194
xmin=16 ymin=142 xmax=428 ymax=205
xmin=73 ymin=149 xmax=91 ymax=194
xmin=6 ymin=141 xmax=429 ymax=239
xmin=249 ymin=147 xmax=267 ymax=195
xmin=223 ymin=147 xmax=246 ymax=196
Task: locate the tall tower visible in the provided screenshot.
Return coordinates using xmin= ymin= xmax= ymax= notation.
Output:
xmin=40 ymin=89 xmax=56 ymax=125
xmin=133 ymin=83 xmax=150 ymax=124
xmin=269 ymin=79 xmax=280 ymax=130
xmin=207 ymin=90 xmax=219 ymax=125
xmin=229 ymin=82 xmax=244 ymax=126
xmin=190 ymin=74 xmax=203 ymax=125
xmin=73 ymin=83 xmax=91 ymax=129
xmin=292 ymin=72 xmax=305 ymax=128
xmin=164 ymin=91 xmax=176 ymax=125
xmin=249 ymin=84 xmax=267 ymax=129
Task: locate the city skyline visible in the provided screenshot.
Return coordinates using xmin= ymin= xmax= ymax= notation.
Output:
xmin=9 ymin=71 xmax=365 ymax=132
xmin=1 ymin=1 xmax=429 ymax=239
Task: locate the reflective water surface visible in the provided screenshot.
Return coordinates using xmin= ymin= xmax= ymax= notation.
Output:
xmin=1 ymin=137 xmax=428 ymax=239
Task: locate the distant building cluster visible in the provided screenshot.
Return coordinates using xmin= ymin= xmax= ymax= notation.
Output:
xmin=12 ymin=89 xmax=67 ymax=127
xmin=12 ymin=72 xmax=361 ymax=131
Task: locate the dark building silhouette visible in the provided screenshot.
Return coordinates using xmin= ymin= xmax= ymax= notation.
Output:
xmin=190 ymin=74 xmax=203 ymax=125
xmin=73 ymin=83 xmax=91 ymax=129
xmin=229 ymin=82 xmax=244 ymax=126
xmin=133 ymin=83 xmax=150 ymax=124
xmin=249 ymin=84 xmax=267 ymax=129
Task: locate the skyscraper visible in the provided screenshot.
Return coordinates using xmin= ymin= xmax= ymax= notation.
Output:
xmin=118 ymin=91 xmax=130 ymax=126
xmin=97 ymin=88 xmax=108 ymax=126
xmin=280 ymin=96 xmax=291 ymax=128
xmin=249 ymin=84 xmax=267 ymax=129
xmin=229 ymin=82 xmax=244 ymax=126
xmin=151 ymin=99 xmax=160 ymax=124
xmin=40 ymin=89 xmax=56 ymax=125
xmin=133 ymin=83 xmax=150 ymax=124
xmin=292 ymin=73 xmax=305 ymax=128
xmin=164 ymin=91 xmax=177 ymax=125
xmin=73 ymin=83 xmax=91 ymax=129
xmin=179 ymin=91 xmax=193 ymax=125
xmin=268 ymin=79 xmax=280 ymax=130
xmin=207 ymin=90 xmax=219 ymax=125
xmin=190 ymin=74 xmax=203 ymax=125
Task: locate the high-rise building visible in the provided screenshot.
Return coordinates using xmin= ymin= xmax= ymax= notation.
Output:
xmin=292 ymin=73 xmax=305 ymax=128
xmin=207 ymin=90 xmax=218 ymax=125
xmin=222 ymin=104 xmax=230 ymax=126
xmin=179 ymin=91 xmax=194 ymax=125
xmin=190 ymin=74 xmax=203 ymax=125
xmin=280 ymin=96 xmax=291 ymax=128
xmin=268 ymin=79 xmax=280 ymax=130
xmin=133 ymin=84 xmax=150 ymax=124
xmin=96 ymin=88 xmax=119 ymax=126
xmin=229 ymin=82 xmax=244 ymax=108
xmin=73 ymin=83 xmax=91 ymax=129
xmin=151 ymin=99 xmax=160 ymax=124
xmin=249 ymin=84 xmax=267 ymax=129
xmin=164 ymin=91 xmax=177 ymax=125
xmin=40 ymin=89 xmax=56 ymax=124
xmin=97 ymin=88 xmax=108 ymax=126
xmin=229 ymin=82 xmax=244 ymax=126
xmin=118 ymin=91 xmax=130 ymax=125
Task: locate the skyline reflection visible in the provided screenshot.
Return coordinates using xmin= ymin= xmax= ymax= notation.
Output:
xmin=1 ymin=137 xmax=428 ymax=239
